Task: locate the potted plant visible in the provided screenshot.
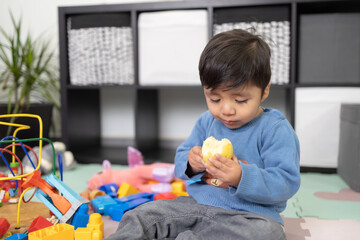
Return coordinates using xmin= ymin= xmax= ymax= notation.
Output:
xmin=0 ymin=12 xmax=60 ymax=139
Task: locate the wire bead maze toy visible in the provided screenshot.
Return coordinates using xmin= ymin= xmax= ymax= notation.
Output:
xmin=0 ymin=113 xmax=65 ymax=229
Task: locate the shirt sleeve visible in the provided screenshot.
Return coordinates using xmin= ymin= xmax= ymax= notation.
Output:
xmin=230 ymin=119 xmax=301 ymax=204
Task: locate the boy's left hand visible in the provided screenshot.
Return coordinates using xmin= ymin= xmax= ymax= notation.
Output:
xmin=203 ymin=154 xmax=242 ymax=188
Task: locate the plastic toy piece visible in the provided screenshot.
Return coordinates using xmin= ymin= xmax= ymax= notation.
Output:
xmin=87 ymin=162 xmax=174 ymax=192
xmin=1 ymin=231 xmax=12 ymax=239
xmin=172 ymin=191 xmax=189 ymax=197
xmin=110 ymin=197 xmax=151 ymax=221
xmin=117 ymin=183 xmax=140 ymax=198
xmin=90 ymin=195 xmax=117 ymax=215
xmin=3 ymin=233 xmax=28 ymax=240
xmin=108 ymin=192 xmax=154 ymax=221
xmin=28 ymin=223 xmax=74 ymax=240
xmin=116 ymin=192 xmax=154 ymax=203
xmin=152 ymin=165 xmax=175 ymax=183
xmin=99 ymin=183 xmax=118 ymax=198
xmin=74 ymin=227 xmax=102 ymax=240
xmin=89 ymin=190 xmax=106 ymax=200
xmin=71 ymin=204 xmax=90 ymax=230
xmin=86 ymin=213 xmax=104 ymax=239
xmin=30 ymin=173 xmax=89 ymax=223
xmin=171 ymin=181 xmax=185 ymax=192
xmin=127 ymin=146 xmax=144 ymax=168
xmin=22 ymin=170 xmax=71 ymax=214
xmin=151 ymin=183 xmax=173 ymax=194
xmin=154 ymin=192 xmax=178 ymax=200
xmin=0 ymin=218 xmax=10 ymax=237
xmin=27 ymin=216 xmax=53 ymax=233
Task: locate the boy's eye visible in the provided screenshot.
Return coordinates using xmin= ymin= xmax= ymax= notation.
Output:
xmin=235 ymin=99 xmax=248 ymax=104
xmin=210 ymin=98 xmax=220 ymax=103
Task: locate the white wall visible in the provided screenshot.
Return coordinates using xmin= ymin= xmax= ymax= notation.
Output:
xmin=296 ymin=88 xmax=360 ymax=168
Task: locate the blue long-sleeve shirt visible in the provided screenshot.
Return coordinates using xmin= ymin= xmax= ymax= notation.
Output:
xmin=174 ymin=108 xmax=300 ymax=224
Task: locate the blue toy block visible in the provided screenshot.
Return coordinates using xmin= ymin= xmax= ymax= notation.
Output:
xmin=71 ymin=204 xmax=90 ymax=229
xmin=116 ymin=192 xmax=154 ymax=204
xmin=3 ymin=233 xmax=28 ymax=240
xmin=91 ymin=195 xmax=118 ymax=215
xmin=99 ymin=183 xmax=119 ymax=197
xmin=109 ymin=197 xmax=151 ymax=221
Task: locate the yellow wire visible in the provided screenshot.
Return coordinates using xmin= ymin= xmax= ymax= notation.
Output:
xmin=16 ymin=186 xmax=32 ymax=229
xmin=0 ymin=114 xmax=45 ymax=229
xmin=0 ymin=114 xmax=43 ymax=181
xmin=0 ymin=121 xmax=30 ymax=164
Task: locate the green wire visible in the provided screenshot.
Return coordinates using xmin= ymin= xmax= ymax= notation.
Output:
xmin=1 ymin=138 xmax=56 ymax=175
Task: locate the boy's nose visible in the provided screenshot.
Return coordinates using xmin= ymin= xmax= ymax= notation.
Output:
xmin=221 ymin=103 xmax=236 ymax=115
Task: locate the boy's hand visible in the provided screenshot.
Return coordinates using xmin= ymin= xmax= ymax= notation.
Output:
xmin=188 ymin=146 xmax=206 ymax=174
xmin=204 ymin=154 xmax=242 ymax=188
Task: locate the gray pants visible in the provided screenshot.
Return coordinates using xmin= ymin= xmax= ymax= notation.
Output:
xmin=105 ymin=196 xmax=286 ymax=240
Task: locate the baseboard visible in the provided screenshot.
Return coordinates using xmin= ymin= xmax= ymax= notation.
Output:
xmin=300 ymin=166 xmax=337 ymax=174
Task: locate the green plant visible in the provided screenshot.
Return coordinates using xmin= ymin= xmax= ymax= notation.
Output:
xmin=0 ymin=12 xmax=60 ymax=134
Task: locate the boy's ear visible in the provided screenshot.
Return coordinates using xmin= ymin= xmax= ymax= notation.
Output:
xmin=261 ymin=82 xmax=271 ymax=102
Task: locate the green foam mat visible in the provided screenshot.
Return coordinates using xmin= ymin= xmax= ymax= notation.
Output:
xmin=282 ymin=173 xmax=360 ymax=221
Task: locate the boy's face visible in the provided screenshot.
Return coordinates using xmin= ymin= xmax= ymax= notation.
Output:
xmin=204 ymin=83 xmax=270 ymax=129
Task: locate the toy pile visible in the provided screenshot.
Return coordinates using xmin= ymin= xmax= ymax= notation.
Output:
xmin=82 ymin=147 xmax=188 ymax=222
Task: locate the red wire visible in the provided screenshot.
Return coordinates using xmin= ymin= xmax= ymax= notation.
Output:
xmin=1 ymin=143 xmax=39 ymax=202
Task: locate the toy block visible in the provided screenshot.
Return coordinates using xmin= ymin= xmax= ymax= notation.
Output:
xmin=75 ymin=227 xmax=102 ymax=240
xmin=91 ymin=195 xmax=117 ymax=215
xmin=154 ymin=192 xmax=178 ymax=200
xmin=109 ymin=197 xmax=151 ymax=221
xmin=116 ymin=192 xmax=154 ymax=203
xmin=3 ymin=233 xmax=28 ymax=240
xmin=171 ymin=181 xmax=185 ymax=192
xmin=89 ymin=190 xmax=105 ymax=200
xmin=86 ymin=213 xmax=104 ymax=239
xmin=0 ymin=218 xmax=10 ymax=237
xmin=117 ymin=183 xmax=139 ymax=198
xmin=99 ymin=183 xmax=119 ymax=197
xmin=171 ymin=191 xmax=189 ymax=197
xmin=74 ymin=227 xmax=91 ymax=240
xmin=1 ymin=232 xmax=12 ymax=239
xmin=28 ymin=223 xmax=74 ymax=240
xmin=71 ymin=204 xmax=90 ymax=230
xmin=27 ymin=216 xmax=53 ymax=233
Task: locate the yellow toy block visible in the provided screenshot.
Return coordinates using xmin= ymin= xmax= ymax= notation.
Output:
xmin=29 ymin=223 xmax=74 ymax=240
xmin=86 ymin=213 xmax=104 ymax=239
xmin=117 ymin=183 xmax=139 ymax=198
xmin=75 ymin=227 xmax=102 ymax=240
xmin=172 ymin=191 xmax=189 ymax=197
xmin=1 ymin=231 xmax=12 ymax=238
xmin=171 ymin=181 xmax=185 ymax=192
xmin=75 ymin=228 xmax=92 ymax=240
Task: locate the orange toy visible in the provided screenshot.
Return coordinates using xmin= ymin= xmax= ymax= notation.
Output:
xmin=22 ymin=170 xmax=71 ymax=214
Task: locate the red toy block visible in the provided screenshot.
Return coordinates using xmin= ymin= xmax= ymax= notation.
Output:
xmin=27 ymin=216 xmax=53 ymax=233
xmin=154 ymin=192 xmax=178 ymax=200
xmin=0 ymin=218 xmax=10 ymax=237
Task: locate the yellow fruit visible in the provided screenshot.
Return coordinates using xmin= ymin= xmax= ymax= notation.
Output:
xmin=202 ymin=136 xmax=233 ymax=165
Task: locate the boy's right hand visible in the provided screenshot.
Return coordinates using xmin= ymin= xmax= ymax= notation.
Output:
xmin=188 ymin=146 xmax=206 ymax=174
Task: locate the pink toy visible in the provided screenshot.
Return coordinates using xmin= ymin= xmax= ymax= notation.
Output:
xmin=127 ymin=146 xmax=144 ymax=168
xmin=87 ymin=160 xmax=176 ymax=193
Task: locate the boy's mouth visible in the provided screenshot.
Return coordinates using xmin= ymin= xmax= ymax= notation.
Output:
xmin=222 ymin=120 xmax=236 ymax=125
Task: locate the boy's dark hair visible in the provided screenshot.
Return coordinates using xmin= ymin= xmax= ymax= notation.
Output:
xmin=199 ymin=29 xmax=271 ymax=94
